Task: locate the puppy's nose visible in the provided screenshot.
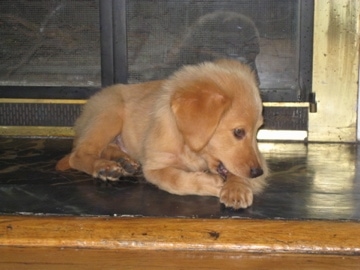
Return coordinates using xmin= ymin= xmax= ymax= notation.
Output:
xmin=250 ymin=167 xmax=263 ymax=178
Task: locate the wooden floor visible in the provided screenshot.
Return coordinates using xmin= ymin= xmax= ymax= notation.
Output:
xmin=1 ymin=138 xmax=360 ymax=268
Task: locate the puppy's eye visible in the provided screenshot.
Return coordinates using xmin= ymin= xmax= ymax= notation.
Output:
xmin=233 ymin=128 xmax=246 ymax=139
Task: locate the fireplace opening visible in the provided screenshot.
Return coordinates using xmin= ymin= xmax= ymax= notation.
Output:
xmin=126 ymin=0 xmax=313 ymax=102
xmin=0 ymin=0 xmax=313 ymax=131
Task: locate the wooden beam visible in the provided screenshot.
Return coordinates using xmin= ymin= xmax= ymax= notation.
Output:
xmin=1 ymin=246 xmax=359 ymax=269
xmin=1 ymin=216 xmax=359 ymax=255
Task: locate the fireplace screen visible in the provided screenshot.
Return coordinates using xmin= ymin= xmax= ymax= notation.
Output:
xmin=0 ymin=0 xmax=101 ymax=87
xmin=0 ymin=0 xmax=312 ymax=131
xmin=127 ymin=0 xmax=313 ymax=102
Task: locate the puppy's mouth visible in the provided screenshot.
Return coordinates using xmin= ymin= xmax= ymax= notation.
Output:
xmin=217 ymin=162 xmax=228 ymax=180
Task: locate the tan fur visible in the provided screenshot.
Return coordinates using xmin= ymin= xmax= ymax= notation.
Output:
xmin=56 ymin=59 xmax=268 ymax=209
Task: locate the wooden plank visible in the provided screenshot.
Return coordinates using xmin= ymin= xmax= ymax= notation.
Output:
xmin=0 ymin=246 xmax=359 ymax=270
xmin=1 ymin=216 xmax=360 ymax=255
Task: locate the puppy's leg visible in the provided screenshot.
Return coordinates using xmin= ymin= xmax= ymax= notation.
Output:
xmin=144 ymin=168 xmax=224 ymax=196
xmin=69 ymin=112 xmax=131 ymax=181
xmin=219 ymin=174 xmax=266 ymax=209
xmin=102 ymin=143 xmax=141 ymax=175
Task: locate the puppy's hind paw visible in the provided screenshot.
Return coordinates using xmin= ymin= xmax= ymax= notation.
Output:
xmin=97 ymin=165 xmax=124 ymax=181
xmin=117 ymin=157 xmax=142 ymax=176
xmin=93 ymin=158 xmax=142 ymax=183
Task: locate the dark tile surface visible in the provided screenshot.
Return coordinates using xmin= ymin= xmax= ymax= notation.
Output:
xmin=0 ymin=137 xmax=359 ymax=220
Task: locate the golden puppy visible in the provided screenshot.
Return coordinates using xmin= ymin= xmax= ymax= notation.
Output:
xmin=56 ymin=59 xmax=267 ymax=209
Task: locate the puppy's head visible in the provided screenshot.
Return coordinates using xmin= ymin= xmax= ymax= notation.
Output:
xmin=170 ymin=59 xmax=266 ymax=180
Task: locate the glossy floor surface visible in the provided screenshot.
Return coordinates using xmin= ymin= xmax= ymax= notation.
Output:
xmin=0 ymin=138 xmax=359 ymax=220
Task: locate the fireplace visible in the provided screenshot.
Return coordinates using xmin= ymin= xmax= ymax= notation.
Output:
xmin=0 ymin=0 xmax=314 ymax=136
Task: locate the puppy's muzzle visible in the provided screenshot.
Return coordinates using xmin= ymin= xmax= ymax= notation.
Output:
xmin=250 ymin=167 xmax=263 ymax=178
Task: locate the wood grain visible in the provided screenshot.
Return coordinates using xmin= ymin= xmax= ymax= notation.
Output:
xmin=1 ymin=216 xmax=359 ymax=255
xmin=1 ymin=246 xmax=359 ymax=270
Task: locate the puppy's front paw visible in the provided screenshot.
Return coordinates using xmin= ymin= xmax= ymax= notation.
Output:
xmin=219 ymin=180 xmax=253 ymax=209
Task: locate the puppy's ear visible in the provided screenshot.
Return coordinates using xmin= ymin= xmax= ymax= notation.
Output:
xmin=171 ymin=82 xmax=231 ymax=151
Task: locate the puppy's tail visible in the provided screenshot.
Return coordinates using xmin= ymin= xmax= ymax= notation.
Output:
xmin=55 ymin=154 xmax=71 ymax=171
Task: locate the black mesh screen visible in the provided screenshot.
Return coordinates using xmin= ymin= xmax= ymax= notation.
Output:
xmin=127 ymin=0 xmax=299 ymax=94
xmin=0 ymin=0 xmax=101 ymax=87
xmin=0 ymin=103 xmax=81 ymax=126
xmin=0 ymin=0 xmax=308 ymax=130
